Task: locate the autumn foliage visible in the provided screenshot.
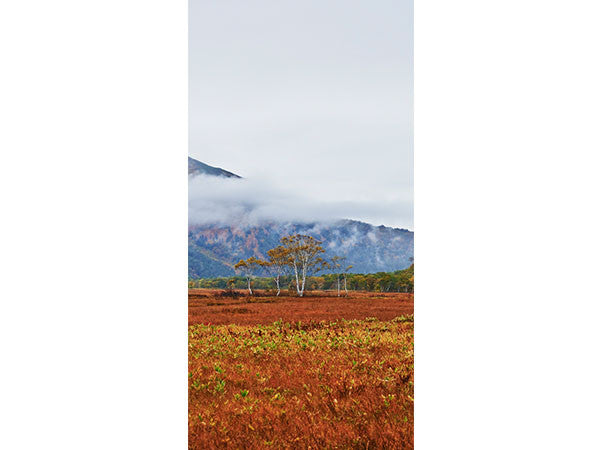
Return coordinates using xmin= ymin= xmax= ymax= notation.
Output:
xmin=189 ymin=290 xmax=414 ymax=449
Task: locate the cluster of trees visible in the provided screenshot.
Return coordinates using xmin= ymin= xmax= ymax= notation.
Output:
xmin=189 ymin=267 xmax=414 ymax=294
xmin=189 ymin=233 xmax=414 ymax=295
xmin=233 ymin=234 xmax=350 ymax=297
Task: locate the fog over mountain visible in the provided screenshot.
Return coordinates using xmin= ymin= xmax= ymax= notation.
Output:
xmin=188 ymin=158 xmax=413 ymax=278
xmin=188 ymin=168 xmax=411 ymax=228
xmin=190 ymin=0 xmax=413 ymax=231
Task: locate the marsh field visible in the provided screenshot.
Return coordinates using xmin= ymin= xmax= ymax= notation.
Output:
xmin=189 ymin=289 xmax=414 ymax=449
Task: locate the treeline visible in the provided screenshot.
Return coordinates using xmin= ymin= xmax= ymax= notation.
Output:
xmin=189 ymin=265 xmax=414 ymax=294
xmin=190 ymin=233 xmax=414 ymax=296
xmin=232 ymin=234 xmax=349 ymax=297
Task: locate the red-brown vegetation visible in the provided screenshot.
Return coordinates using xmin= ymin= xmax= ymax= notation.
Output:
xmin=189 ymin=289 xmax=414 ymax=449
xmin=189 ymin=289 xmax=413 ymax=326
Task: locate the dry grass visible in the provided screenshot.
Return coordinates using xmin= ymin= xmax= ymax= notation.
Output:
xmin=189 ymin=290 xmax=414 ymax=449
xmin=189 ymin=289 xmax=414 ymax=326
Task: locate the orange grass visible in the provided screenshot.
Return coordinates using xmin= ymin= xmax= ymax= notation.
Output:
xmin=189 ymin=315 xmax=414 ymax=449
xmin=189 ymin=289 xmax=414 ymax=326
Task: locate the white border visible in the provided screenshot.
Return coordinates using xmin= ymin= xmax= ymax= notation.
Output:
xmin=2 ymin=1 xmax=600 ymax=448
xmin=416 ymin=0 xmax=600 ymax=448
xmin=0 ymin=1 xmax=188 ymax=448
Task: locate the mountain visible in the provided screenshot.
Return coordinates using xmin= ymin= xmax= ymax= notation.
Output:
xmin=188 ymin=157 xmax=241 ymax=178
xmin=189 ymin=220 xmax=413 ymax=278
xmin=188 ymin=158 xmax=414 ymax=278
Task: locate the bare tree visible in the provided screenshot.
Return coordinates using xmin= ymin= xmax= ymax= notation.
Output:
xmin=331 ymin=255 xmax=353 ymax=296
xmin=261 ymin=246 xmax=290 ymax=296
xmin=330 ymin=256 xmax=343 ymax=297
xmin=234 ymin=256 xmax=262 ymax=295
xmin=342 ymin=261 xmax=353 ymax=296
xmin=281 ymin=234 xmax=327 ymax=297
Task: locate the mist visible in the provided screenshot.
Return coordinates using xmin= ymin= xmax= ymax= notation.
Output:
xmin=188 ymin=174 xmax=412 ymax=229
xmin=189 ymin=0 xmax=413 ymax=230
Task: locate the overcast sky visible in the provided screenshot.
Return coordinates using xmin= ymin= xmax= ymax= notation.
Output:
xmin=190 ymin=0 xmax=413 ymax=229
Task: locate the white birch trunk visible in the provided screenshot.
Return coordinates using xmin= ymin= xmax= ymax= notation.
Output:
xmin=293 ymin=260 xmax=301 ymax=296
xmin=299 ymin=261 xmax=306 ymax=297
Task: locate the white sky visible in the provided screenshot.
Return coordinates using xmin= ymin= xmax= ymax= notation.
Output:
xmin=190 ymin=0 xmax=413 ymax=229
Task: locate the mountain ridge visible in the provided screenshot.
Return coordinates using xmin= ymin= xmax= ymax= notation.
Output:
xmin=188 ymin=158 xmax=413 ymax=278
xmin=188 ymin=157 xmax=241 ymax=178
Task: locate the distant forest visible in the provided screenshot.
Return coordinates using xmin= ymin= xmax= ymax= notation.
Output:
xmin=189 ymin=265 xmax=414 ymax=294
